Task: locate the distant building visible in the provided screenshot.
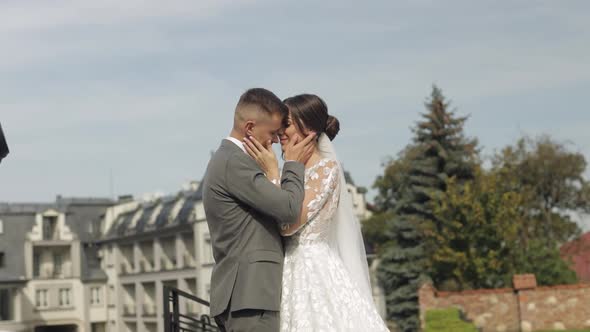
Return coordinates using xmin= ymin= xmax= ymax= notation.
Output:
xmin=97 ymin=181 xmax=213 ymax=332
xmin=343 ymin=170 xmax=372 ymax=221
xmin=0 ymin=183 xmax=212 ymax=332
xmin=0 ymin=197 xmax=114 ymax=332
xmin=561 ymin=231 xmax=590 ymax=283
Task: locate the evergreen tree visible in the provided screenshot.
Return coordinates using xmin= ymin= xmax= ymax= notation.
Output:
xmin=376 ymin=85 xmax=477 ymax=331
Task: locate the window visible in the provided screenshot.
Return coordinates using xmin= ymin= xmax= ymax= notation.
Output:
xmin=203 ymin=235 xmax=214 ymax=264
xmin=90 ymin=287 xmax=102 ymax=305
xmin=59 ymin=288 xmax=71 ymax=307
xmin=0 ymin=288 xmax=12 ymax=321
xmin=42 ymin=216 xmax=57 ymax=240
xmin=33 ymin=253 xmax=40 ymax=277
xmin=35 ymin=289 xmax=48 ymax=308
xmin=53 ymin=253 xmax=62 ymax=276
xmin=0 ymin=252 xmax=4 ymax=268
xmin=0 ymin=219 xmax=3 ymax=234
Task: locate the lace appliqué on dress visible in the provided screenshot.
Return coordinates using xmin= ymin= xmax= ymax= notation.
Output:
xmin=280 ymin=158 xmax=389 ymax=332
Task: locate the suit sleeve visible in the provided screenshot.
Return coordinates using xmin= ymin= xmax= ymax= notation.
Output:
xmin=226 ymin=153 xmax=305 ymax=225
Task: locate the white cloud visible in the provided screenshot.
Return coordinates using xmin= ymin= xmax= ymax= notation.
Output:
xmin=0 ymin=0 xmax=263 ymax=71
xmin=0 ymin=0 xmax=253 ymax=32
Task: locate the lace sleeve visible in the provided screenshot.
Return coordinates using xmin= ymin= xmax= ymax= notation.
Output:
xmin=281 ymin=159 xmax=340 ymax=236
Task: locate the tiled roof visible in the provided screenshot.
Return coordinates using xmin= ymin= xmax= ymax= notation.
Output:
xmin=104 ymin=181 xmax=203 ymax=240
xmin=0 ymin=197 xmax=114 ymax=282
xmin=560 ymin=232 xmax=590 ymax=283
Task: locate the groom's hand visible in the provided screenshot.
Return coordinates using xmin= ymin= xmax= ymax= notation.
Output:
xmin=243 ymin=136 xmax=280 ymax=180
xmin=284 ymin=132 xmax=316 ymax=164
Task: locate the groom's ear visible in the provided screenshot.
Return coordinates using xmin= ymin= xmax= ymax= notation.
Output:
xmin=245 ymin=120 xmax=255 ymax=137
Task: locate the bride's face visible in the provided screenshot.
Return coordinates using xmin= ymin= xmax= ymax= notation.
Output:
xmin=279 ymin=111 xmax=305 ymax=150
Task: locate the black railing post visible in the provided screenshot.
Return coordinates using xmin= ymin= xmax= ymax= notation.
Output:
xmin=163 ymin=286 xmax=171 ymax=332
xmin=163 ymin=286 xmax=218 ymax=332
xmin=172 ymin=288 xmax=180 ymax=332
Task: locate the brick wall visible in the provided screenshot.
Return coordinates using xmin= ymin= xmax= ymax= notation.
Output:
xmin=518 ymin=284 xmax=590 ymax=331
xmin=419 ymin=283 xmax=519 ymax=332
xmin=419 ymin=281 xmax=590 ymax=332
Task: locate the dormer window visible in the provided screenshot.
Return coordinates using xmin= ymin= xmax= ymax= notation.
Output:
xmin=42 ymin=216 xmax=58 ymax=240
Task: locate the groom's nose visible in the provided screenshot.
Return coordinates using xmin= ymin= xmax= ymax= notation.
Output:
xmin=272 ymin=134 xmax=279 ymax=144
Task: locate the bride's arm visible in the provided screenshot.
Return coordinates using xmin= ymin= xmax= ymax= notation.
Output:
xmin=280 ymin=160 xmax=339 ymax=236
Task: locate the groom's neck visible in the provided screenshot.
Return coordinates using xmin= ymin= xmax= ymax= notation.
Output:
xmin=229 ymin=130 xmax=245 ymax=141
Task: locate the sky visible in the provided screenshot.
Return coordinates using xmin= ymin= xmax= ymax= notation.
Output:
xmin=1 ymin=1 xmax=589 ymax=227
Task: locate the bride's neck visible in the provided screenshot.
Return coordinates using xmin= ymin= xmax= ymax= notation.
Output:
xmin=305 ymin=149 xmax=322 ymax=168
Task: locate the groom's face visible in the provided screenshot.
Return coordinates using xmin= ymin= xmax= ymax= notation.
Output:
xmin=249 ymin=113 xmax=283 ymax=149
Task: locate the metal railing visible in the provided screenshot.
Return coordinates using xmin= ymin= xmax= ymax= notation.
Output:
xmin=163 ymin=286 xmax=219 ymax=332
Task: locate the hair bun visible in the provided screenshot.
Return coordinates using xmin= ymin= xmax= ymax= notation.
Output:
xmin=325 ymin=115 xmax=340 ymax=141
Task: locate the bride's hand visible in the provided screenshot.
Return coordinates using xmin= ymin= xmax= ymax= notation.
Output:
xmin=243 ymin=136 xmax=280 ymax=181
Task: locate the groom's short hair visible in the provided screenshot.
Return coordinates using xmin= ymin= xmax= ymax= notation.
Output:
xmin=234 ymin=88 xmax=288 ymax=125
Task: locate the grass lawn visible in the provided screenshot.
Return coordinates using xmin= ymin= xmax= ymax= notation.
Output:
xmin=538 ymin=330 xmax=590 ymax=332
xmin=425 ymin=308 xmax=478 ymax=332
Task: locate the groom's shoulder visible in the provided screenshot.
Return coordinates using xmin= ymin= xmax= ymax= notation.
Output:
xmin=213 ymin=140 xmax=239 ymax=160
xmin=211 ymin=141 xmax=253 ymax=170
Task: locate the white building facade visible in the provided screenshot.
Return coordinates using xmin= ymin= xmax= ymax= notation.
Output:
xmin=0 ymin=185 xmax=214 ymax=332
xmin=0 ymin=198 xmax=113 ymax=332
xmin=97 ymin=183 xmax=214 ymax=332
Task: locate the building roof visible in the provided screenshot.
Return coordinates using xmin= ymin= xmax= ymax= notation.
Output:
xmin=103 ymin=180 xmax=203 ymax=241
xmin=0 ymin=203 xmax=59 ymax=215
xmin=560 ymin=231 xmax=590 ymax=283
xmin=0 ymin=197 xmax=114 ymax=283
xmin=0 ymin=213 xmax=35 ymax=282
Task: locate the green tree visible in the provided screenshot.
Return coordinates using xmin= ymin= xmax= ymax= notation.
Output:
xmin=376 ymin=85 xmax=478 ymax=331
xmin=429 ymin=168 xmax=522 ymax=290
xmin=492 ymin=135 xmax=590 ymax=246
xmin=513 ymin=239 xmax=578 ymax=286
xmin=363 ymin=146 xmax=421 ymax=253
xmin=429 ymin=167 xmax=578 ymax=290
xmin=362 ymin=211 xmax=393 ymax=254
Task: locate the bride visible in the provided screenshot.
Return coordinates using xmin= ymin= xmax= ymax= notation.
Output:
xmin=243 ymin=94 xmax=389 ymax=331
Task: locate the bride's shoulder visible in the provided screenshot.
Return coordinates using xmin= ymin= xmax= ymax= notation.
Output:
xmin=305 ymin=158 xmax=340 ymax=175
xmin=317 ymin=158 xmax=338 ymax=168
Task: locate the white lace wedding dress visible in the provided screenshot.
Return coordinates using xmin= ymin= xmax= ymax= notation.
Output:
xmin=280 ymin=158 xmax=389 ymax=332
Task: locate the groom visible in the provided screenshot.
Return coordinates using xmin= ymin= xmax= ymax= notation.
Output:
xmin=203 ymin=88 xmax=315 ymax=331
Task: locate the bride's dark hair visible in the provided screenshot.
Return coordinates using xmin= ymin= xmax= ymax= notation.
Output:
xmin=283 ymin=94 xmax=340 ymax=141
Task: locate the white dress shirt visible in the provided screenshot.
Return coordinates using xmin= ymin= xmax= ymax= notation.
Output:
xmin=225 ymin=136 xmax=247 ymax=154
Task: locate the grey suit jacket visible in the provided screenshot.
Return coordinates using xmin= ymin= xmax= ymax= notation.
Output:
xmin=203 ymin=139 xmax=305 ymax=317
